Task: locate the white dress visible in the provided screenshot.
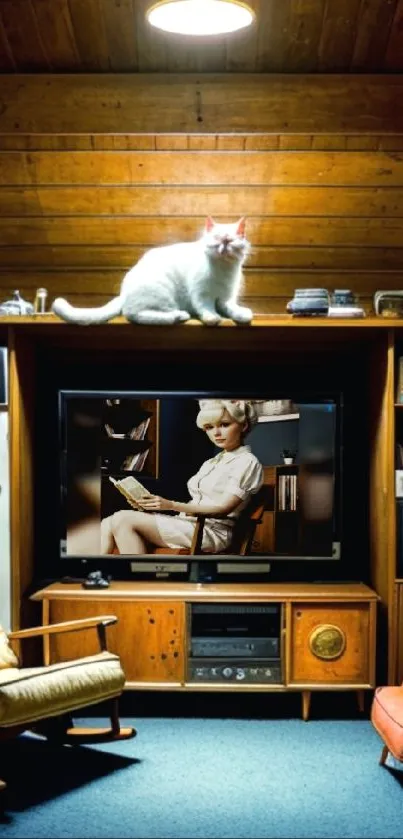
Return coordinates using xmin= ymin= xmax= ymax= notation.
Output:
xmin=153 ymin=445 xmax=263 ymax=552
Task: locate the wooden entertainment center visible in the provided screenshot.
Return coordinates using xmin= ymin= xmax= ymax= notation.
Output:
xmin=31 ymin=579 xmax=377 ymax=721
xmin=2 ymin=315 xmax=402 ymax=717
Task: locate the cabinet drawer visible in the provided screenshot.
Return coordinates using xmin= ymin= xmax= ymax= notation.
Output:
xmin=287 ymin=602 xmax=372 ymax=686
xmin=49 ymin=599 xmax=185 ymax=684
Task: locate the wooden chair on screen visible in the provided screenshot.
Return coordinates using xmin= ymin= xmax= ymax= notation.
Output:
xmin=152 ymin=484 xmax=269 ymax=557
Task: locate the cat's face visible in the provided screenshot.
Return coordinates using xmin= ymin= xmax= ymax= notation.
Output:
xmin=203 ymin=217 xmax=249 ymax=262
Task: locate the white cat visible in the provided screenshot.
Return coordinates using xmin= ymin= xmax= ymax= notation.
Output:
xmin=52 ymin=217 xmax=253 ymax=326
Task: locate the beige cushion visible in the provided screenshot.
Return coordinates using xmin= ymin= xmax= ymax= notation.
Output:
xmin=0 ymin=651 xmax=125 ymax=727
xmin=0 ymin=627 xmax=19 ymax=670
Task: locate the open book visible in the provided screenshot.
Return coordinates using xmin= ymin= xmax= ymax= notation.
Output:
xmin=109 ymin=475 xmax=152 ymax=510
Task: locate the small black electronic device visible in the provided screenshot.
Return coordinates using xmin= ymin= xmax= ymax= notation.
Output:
xmin=82 ymin=570 xmax=110 ymax=589
xmin=188 ymin=602 xmax=282 ymax=684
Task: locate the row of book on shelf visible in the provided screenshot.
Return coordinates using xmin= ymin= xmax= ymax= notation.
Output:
xmin=121 ymin=449 xmax=149 ymax=472
xmin=104 ymin=416 xmax=151 ymax=441
xmin=104 ymin=416 xmax=151 ymax=472
xmin=277 ymin=474 xmax=298 ymax=512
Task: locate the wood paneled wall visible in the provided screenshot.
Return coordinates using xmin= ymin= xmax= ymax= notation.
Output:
xmin=0 ymin=75 xmax=402 ymax=315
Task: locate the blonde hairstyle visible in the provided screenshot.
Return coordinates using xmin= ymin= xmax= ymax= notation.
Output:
xmin=196 ymin=399 xmax=258 ymax=435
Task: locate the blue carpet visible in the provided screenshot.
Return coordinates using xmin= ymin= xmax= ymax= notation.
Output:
xmin=1 ymin=710 xmax=402 ymax=838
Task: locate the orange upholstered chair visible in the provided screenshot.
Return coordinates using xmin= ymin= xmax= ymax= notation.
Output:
xmin=371 ymin=684 xmax=403 ymax=766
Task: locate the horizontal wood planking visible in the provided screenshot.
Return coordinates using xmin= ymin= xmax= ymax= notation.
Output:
xmin=0 ymin=270 xmax=400 ymax=299
xmin=2 ymin=185 xmax=403 ymax=217
xmin=0 ymin=246 xmax=402 ymax=272
xmin=2 ymin=135 xmax=403 ymax=152
xmin=1 ymin=75 xmax=403 ymax=134
xmin=0 ymin=89 xmax=401 ymax=313
xmin=0 ymin=290 xmax=377 ymax=316
xmin=1 ymin=150 xmax=403 ymax=186
xmin=2 ymin=216 xmax=403 ymax=247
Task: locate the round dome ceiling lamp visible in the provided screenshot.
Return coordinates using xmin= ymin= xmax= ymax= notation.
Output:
xmin=146 ymin=0 xmax=255 ymax=36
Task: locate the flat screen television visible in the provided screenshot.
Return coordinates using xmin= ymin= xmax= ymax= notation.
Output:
xmin=57 ymin=389 xmax=342 ymax=582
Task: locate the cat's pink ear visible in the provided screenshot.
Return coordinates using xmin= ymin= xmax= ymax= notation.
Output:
xmin=236 ymin=217 xmax=246 ymax=237
xmin=205 ymin=216 xmax=215 ymax=232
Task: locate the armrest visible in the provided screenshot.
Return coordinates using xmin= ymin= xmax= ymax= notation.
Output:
xmin=250 ymin=503 xmax=265 ymax=521
xmin=8 ymin=616 xmax=118 ymax=640
xmin=9 ymin=616 xmax=118 ymax=654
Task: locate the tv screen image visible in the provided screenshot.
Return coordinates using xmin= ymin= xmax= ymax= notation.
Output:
xmin=59 ymin=391 xmax=340 ymax=572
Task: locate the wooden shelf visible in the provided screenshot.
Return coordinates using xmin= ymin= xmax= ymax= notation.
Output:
xmin=32 ymin=580 xmax=379 ymax=603
xmin=1 ymin=314 xmax=403 ymax=328
xmin=1 ymin=315 xmax=400 ymax=357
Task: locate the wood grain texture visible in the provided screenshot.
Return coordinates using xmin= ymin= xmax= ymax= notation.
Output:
xmin=1 ymin=244 xmax=402 ymax=271
xmin=2 ymin=134 xmax=403 ymax=152
xmin=31 ymin=581 xmax=376 ymax=691
xmin=8 ymin=329 xmax=36 ymax=631
xmin=1 ymin=75 xmax=403 ymax=134
xmin=3 ymin=267 xmax=395 ymax=297
xmin=2 ymin=149 xmax=403 ymax=186
xmin=2 ymin=215 xmax=403 ymax=248
xmin=0 ymin=78 xmax=403 ymax=338
xmin=3 ymin=184 xmax=403 ymax=217
xmin=32 ymin=580 xmax=379 ymax=602
xmin=368 ymin=333 xmax=395 ymax=632
xmin=288 ymin=603 xmax=372 ymax=685
xmin=1 ymin=0 xmax=403 ymax=73
xmin=48 ymin=598 xmax=185 ymax=683
xmin=395 ymin=582 xmax=403 ymax=683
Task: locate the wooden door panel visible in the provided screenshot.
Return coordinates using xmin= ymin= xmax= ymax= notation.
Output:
xmin=49 ymin=599 xmax=185 ymax=684
xmin=288 ymin=603 xmax=370 ymax=685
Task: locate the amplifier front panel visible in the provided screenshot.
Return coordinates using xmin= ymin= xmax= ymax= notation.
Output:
xmin=188 ymin=658 xmax=283 ymax=684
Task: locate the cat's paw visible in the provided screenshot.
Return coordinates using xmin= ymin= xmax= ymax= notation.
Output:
xmin=200 ymin=312 xmax=222 ymax=326
xmin=231 ymin=306 xmax=253 ymax=324
xmin=176 ymin=310 xmax=191 ymax=322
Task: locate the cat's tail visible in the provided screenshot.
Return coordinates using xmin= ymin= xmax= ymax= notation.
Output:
xmin=52 ymin=295 xmax=123 ymax=326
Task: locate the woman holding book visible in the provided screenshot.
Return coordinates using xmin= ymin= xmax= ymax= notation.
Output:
xmin=100 ymin=399 xmax=263 ymax=555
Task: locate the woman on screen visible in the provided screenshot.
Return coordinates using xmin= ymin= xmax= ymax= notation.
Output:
xmin=100 ymin=399 xmax=263 ymax=555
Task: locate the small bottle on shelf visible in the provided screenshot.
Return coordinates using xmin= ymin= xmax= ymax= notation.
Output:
xmin=34 ymin=287 xmax=48 ymax=313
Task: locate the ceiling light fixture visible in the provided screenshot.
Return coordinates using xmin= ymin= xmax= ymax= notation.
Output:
xmin=146 ymin=0 xmax=255 ymax=36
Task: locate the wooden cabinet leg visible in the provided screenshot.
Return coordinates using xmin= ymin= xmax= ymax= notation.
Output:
xmin=302 ymin=690 xmax=311 ymax=721
xmin=356 ymin=689 xmax=365 ymax=714
xmin=380 ymin=745 xmax=389 ymax=766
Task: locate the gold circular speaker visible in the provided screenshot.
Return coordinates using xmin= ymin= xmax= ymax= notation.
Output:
xmin=309 ymin=624 xmax=346 ymax=661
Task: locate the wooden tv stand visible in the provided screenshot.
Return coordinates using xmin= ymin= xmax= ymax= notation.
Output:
xmin=3 ymin=316 xmax=402 ymax=703
xmin=32 ymin=580 xmax=378 ymax=721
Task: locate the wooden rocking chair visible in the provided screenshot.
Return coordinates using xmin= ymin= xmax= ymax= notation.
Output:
xmin=0 ymin=616 xmax=135 ymax=791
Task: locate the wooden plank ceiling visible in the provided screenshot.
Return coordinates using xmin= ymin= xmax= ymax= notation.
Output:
xmin=0 ymin=0 xmax=402 ymax=74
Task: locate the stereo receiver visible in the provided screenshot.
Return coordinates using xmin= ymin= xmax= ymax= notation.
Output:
xmin=189 ymin=659 xmax=282 ymax=684
xmin=188 ymin=602 xmax=282 ymax=684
